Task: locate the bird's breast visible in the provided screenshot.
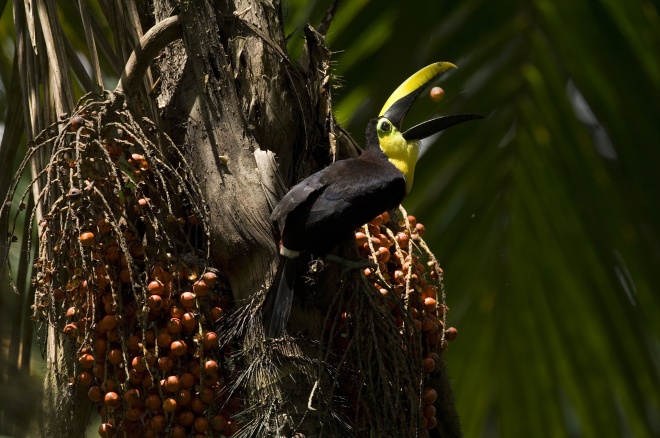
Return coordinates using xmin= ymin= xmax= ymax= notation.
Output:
xmin=379 ymin=138 xmax=420 ymax=192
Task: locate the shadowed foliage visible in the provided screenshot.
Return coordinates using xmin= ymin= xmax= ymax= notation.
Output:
xmin=287 ymin=0 xmax=660 ymax=436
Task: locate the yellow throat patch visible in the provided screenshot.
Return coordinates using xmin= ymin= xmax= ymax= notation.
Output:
xmin=377 ymin=126 xmax=420 ymax=193
xmin=375 ymin=63 xmax=456 ymax=193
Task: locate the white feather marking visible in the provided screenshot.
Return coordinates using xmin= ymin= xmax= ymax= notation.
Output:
xmin=280 ymin=246 xmax=301 ymax=258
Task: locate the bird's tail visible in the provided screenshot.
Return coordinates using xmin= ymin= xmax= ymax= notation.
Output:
xmin=263 ymin=256 xmax=296 ymax=338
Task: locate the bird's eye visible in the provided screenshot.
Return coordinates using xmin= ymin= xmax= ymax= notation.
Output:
xmin=380 ymin=120 xmax=391 ymax=132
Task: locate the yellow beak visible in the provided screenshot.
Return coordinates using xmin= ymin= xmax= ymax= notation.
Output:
xmin=379 ymin=62 xmax=483 ymax=141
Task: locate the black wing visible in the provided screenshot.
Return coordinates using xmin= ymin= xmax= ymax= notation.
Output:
xmin=276 ymin=158 xmax=406 ymax=254
xmin=271 ymin=169 xmax=326 ymax=223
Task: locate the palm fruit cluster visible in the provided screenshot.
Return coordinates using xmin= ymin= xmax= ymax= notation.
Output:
xmin=5 ymin=92 xmax=240 ymax=437
xmin=348 ymin=209 xmax=457 ymax=433
xmin=70 ymin=260 xmax=239 ymax=438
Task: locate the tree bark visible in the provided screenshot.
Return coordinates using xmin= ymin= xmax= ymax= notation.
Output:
xmin=155 ymin=0 xmax=344 ymax=303
xmin=153 ymin=2 xmax=357 ymax=434
xmin=4 ymin=1 xmax=460 ymax=436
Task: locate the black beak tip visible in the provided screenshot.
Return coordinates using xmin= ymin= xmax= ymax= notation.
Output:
xmin=402 ymin=113 xmax=484 ymax=141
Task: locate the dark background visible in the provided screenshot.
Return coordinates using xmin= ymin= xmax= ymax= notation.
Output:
xmin=286 ymin=0 xmax=660 ymax=436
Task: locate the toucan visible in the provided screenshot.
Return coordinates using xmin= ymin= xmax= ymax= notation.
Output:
xmin=264 ymin=62 xmax=482 ymax=338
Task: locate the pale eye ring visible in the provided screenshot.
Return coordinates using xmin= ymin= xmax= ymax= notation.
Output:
xmin=380 ymin=120 xmax=391 ymax=132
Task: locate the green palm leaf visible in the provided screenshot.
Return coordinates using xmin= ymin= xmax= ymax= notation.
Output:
xmin=294 ymin=0 xmax=660 ymax=436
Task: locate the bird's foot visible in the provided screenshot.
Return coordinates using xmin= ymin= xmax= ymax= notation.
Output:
xmin=325 ymin=254 xmax=377 ymax=274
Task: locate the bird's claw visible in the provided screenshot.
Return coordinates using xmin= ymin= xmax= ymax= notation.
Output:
xmin=325 ymin=254 xmax=377 ymax=274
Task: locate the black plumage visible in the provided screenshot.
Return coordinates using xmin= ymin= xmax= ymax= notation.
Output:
xmin=271 ymin=119 xmax=407 ymax=256
xmin=264 ymin=119 xmax=406 ymax=338
xmin=263 ymin=62 xmax=483 ymax=338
